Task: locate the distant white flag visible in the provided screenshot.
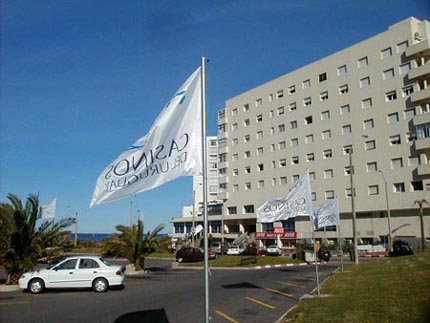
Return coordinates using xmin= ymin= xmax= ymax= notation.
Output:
xmin=90 ymin=67 xmax=202 ymax=207
xmin=257 ymin=171 xmax=313 ymax=223
xmin=312 ymin=198 xmax=340 ymax=230
xmin=40 ymin=198 xmax=57 ymax=219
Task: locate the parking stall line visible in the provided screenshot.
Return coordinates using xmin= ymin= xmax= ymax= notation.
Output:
xmin=265 ymin=288 xmax=296 ymax=299
xmin=215 ymin=309 xmax=241 ymax=323
xmin=277 ymin=281 xmax=306 ymax=289
xmin=245 ymin=296 xmax=276 ymax=309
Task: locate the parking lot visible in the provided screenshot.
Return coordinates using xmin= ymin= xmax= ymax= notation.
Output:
xmin=0 ymin=258 xmax=342 ymax=323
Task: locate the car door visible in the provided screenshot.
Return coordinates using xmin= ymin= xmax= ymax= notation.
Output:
xmin=47 ymin=259 xmax=78 ymax=288
xmin=73 ymin=258 xmax=101 ymax=288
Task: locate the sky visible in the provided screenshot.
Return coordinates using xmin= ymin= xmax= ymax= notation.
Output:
xmin=1 ymin=0 xmax=428 ymax=234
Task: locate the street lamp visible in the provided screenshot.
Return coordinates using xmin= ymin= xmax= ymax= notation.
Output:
xmin=379 ymin=171 xmax=393 ymax=252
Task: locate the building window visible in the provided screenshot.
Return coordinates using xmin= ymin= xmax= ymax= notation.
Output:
xmin=303 ymin=79 xmax=311 ymax=89
xmin=319 ymin=72 xmax=327 ymax=82
xmin=255 ymin=99 xmax=262 ymax=107
xmin=257 ymin=164 xmax=264 ymax=172
xmin=219 ymin=153 xmax=227 ymax=163
xmin=323 ymin=149 xmax=332 ymax=159
xmin=367 ymin=162 xmax=378 ymax=172
xmin=291 ymin=156 xmax=299 ymax=165
xmin=232 ymin=154 xmax=238 ymax=161
xmin=411 ymin=181 xmax=424 ymax=191
xmin=339 ymin=84 xmax=349 ymax=94
xmin=290 ymin=120 xmax=297 ymax=129
xmin=310 ymin=172 xmax=316 ymax=180
xmin=321 ymin=110 xmax=330 ymax=120
xmin=363 ymin=119 xmax=374 ymax=130
xmin=232 ymin=108 xmax=237 ymax=116
xmin=218 ymin=123 xmax=226 ymax=134
xmin=345 ymin=188 xmax=352 ymax=198
xmin=256 ymin=131 xmax=263 ymax=140
xmin=278 ymin=141 xmax=286 ymax=150
xmin=340 ymin=104 xmax=350 ymax=115
xmin=291 ymin=138 xmax=298 ymax=147
xmin=361 ymin=97 xmax=373 ymax=109
xmin=397 ymin=41 xmax=408 ymax=53
xmin=337 ymin=65 xmax=347 ymax=76
xmin=244 ymin=151 xmax=251 ymax=158
xmin=288 ymin=85 xmax=296 ymax=95
xmin=325 ymin=190 xmax=335 ymax=200
xmin=368 ymin=185 xmax=379 ymax=195
xmin=320 ymin=91 xmax=328 ymax=101
xmin=258 ymin=180 xmax=265 ymax=188
xmin=278 ymin=124 xmax=286 ymax=133
xmin=243 ymin=104 xmax=250 ymax=111
xmin=387 ymin=113 xmax=399 ymax=124
xmin=402 ymin=86 xmax=414 ymax=97
xmin=391 ymin=158 xmax=403 ymax=169
xmin=343 ymin=145 xmax=352 ymax=155
xmin=385 ymin=91 xmax=397 ymax=102
xmin=322 ymin=130 xmax=331 ymax=140
xmin=244 ymin=135 xmax=250 ymax=143
xmin=280 ymin=176 xmax=287 ymax=185
xmin=365 ymin=140 xmax=376 ymax=151
xmin=256 ymin=147 xmax=264 ymax=155
xmin=262 ymin=222 xmax=273 ymax=232
xmin=232 ymin=123 xmax=238 ymax=131
xmin=268 ymin=94 xmax=273 ymax=102
xmin=277 ymin=106 xmax=285 ymax=115
xmin=304 ymin=97 xmax=312 ymax=106
xmin=416 ymin=123 xmax=430 ymax=139
xmin=305 ymin=116 xmax=313 ymax=125
xmin=383 ymin=68 xmax=395 ymax=80
xmin=243 ymin=205 xmax=254 ymax=213
xmin=306 ymin=153 xmax=315 ymax=162
xmin=244 ymin=166 xmax=251 ymax=174
xmin=381 ymin=47 xmax=392 ymax=59
xmin=218 ymin=109 xmax=225 ymax=119
xmin=244 ymin=119 xmax=250 ymax=127
xmin=358 ymin=56 xmax=368 ymax=68
xmin=324 ymin=169 xmax=333 ymax=179
xmin=407 ymin=132 xmax=417 ymax=142
xmin=389 ymin=135 xmax=401 ymax=145
xmin=360 ymin=77 xmax=371 ymax=88
xmin=305 ymin=134 xmax=314 ymax=144
xmin=244 ymin=182 xmax=252 ymax=190
xmin=256 ymin=114 xmax=263 ymax=122
xmin=279 ymin=159 xmax=287 ymax=167
xmin=218 ymin=138 xmax=227 ymax=148
xmin=399 ymin=62 xmax=410 ymax=75
xmin=219 ymin=183 xmax=227 ymax=192
xmin=276 ymin=90 xmax=284 ymax=99
xmin=232 ymin=169 xmax=238 ymax=176
xmin=393 ymin=183 xmax=405 ymax=193
xmin=342 ymin=124 xmax=352 ymax=135
xmin=344 ymin=166 xmax=352 ymax=176
xmin=289 ymin=102 xmax=297 ymax=111
xmin=233 ymin=184 xmax=239 ymax=192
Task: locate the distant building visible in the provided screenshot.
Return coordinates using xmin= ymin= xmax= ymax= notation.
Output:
xmin=172 ymin=17 xmax=430 ymax=250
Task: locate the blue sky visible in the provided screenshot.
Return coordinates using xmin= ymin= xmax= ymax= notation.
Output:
xmin=1 ymin=0 xmax=428 ymax=234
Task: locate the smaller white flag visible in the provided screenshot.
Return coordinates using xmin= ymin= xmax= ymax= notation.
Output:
xmin=40 ymin=198 xmax=57 ymax=219
xmin=257 ymin=171 xmax=313 ymax=223
xmin=312 ymin=198 xmax=339 ymax=230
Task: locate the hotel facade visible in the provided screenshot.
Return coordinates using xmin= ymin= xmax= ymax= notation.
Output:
xmin=172 ymin=17 xmax=430 ymax=249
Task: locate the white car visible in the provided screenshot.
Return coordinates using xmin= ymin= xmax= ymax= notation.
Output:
xmin=266 ymin=245 xmax=282 ymax=256
xmin=226 ymin=246 xmax=244 ymax=255
xmin=19 ymin=256 xmax=125 ymax=294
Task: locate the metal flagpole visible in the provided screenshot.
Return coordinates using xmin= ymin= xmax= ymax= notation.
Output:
xmin=311 ymin=227 xmax=321 ymax=296
xmin=201 ymin=57 xmax=210 ymax=323
xmin=338 ymin=223 xmax=344 ymax=272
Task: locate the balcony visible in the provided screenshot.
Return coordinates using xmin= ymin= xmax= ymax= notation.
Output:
xmin=406 ymin=39 xmax=430 ymax=57
xmin=217 ymin=191 xmax=229 ymax=201
xmin=414 ymin=137 xmax=430 ymax=151
xmin=408 ymin=63 xmax=430 ymax=80
xmin=417 ymin=164 xmax=430 ymax=176
xmin=413 ymin=113 xmax=430 ymax=126
xmin=411 ymin=87 xmax=430 ymax=104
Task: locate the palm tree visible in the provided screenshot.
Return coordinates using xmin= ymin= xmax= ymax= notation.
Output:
xmin=414 ymin=199 xmax=429 ymax=251
xmin=102 ymin=219 xmax=165 ymax=271
xmin=0 ymin=193 xmax=74 ymax=284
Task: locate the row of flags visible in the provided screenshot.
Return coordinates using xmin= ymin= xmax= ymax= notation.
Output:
xmin=39 ymin=198 xmax=57 ymax=219
xmin=256 ymin=171 xmax=340 ymax=230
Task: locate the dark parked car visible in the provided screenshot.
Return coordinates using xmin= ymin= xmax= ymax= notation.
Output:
xmin=318 ymin=247 xmax=331 ymax=262
xmin=175 ymin=247 xmax=217 ymax=263
xmin=240 ymin=247 xmax=267 ymax=256
xmin=389 ymin=240 xmax=414 ymax=257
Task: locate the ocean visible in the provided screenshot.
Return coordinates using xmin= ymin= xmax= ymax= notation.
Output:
xmin=69 ymin=233 xmax=110 ymax=242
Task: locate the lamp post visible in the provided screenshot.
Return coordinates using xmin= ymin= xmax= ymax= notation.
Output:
xmin=74 ymin=211 xmax=78 ymax=248
xmin=379 ymin=171 xmax=393 ymax=252
xmin=349 ymin=148 xmax=359 ymax=264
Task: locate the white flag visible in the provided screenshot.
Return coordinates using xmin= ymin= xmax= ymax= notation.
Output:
xmin=40 ymin=198 xmax=57 ymax=219
xmin=312 ymin=198 xmax=340 ymax=230
xmin=257 ymin=171 xmax=313 ymax=223
xmin=90 ymin=67 xmax=202 ymax=207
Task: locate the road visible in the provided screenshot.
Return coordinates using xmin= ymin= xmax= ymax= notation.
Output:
xmin=0 ymin=258 xmax=343 ymax=323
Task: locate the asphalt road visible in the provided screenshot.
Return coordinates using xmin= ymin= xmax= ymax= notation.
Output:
xmin=0 ymin=258 xmax=342 ymax=323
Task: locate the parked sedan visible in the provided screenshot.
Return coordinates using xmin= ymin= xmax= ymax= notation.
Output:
xmin=175 ymin=247 xmax=216 ymax=263
xmin=226 ymin=246 xmax=245 ymax=255
xmin=19 ymin=256 xmax=125 ymax=294
xmin=266 ymin=245 xmax=282 ymax=256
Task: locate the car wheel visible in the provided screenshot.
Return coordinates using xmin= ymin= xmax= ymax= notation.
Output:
xmin=29 ymin=278 xmax=45 ymax=294
xmin=177 ymin=257 xmax=183 ymax=263
xmin=92 ymin=277 xmax=108 ymax=293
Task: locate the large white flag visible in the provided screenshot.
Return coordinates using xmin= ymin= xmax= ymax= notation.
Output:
xmin=40 ymin=198 xmax=57 ymax=219
xmin=90 ymin=67 xmax=202 ymax=207
xmin=312 ymin=198 xmax=340 ymax=230
xmin=257 ymin=171 xmax=313 ymax=223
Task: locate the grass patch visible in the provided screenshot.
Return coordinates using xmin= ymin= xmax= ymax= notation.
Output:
xmin=179 ymin=255 xmax=299 ymax=267
xmin=283 ymin=252 xmax=430 ymax=323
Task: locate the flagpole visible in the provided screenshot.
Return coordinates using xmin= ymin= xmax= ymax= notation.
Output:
xmin=201 ymin=56 xmax=210 ymax=323
xmin=311 ymin=225 xmax=321 ymax=296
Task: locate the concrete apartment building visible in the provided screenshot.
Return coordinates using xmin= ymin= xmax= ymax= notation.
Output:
xmin=172 ymin=17 xmax=430 ymax=249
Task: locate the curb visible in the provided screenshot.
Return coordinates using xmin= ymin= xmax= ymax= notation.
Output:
xmin=0 ymin=285 xmax=20 ymax=293
xmin=172 ymin=261 xmax=326 ymax=270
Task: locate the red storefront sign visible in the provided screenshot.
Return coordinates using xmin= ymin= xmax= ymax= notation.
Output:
xmin=254 ymin=231 xmax=297 ymax=239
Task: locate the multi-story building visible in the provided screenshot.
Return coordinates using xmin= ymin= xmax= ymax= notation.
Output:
xmin=172 ymin=17 xmax=430 ymax=249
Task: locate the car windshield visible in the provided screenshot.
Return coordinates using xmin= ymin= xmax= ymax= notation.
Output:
xmin=99 ymin=258 xmax=113 ymax=266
